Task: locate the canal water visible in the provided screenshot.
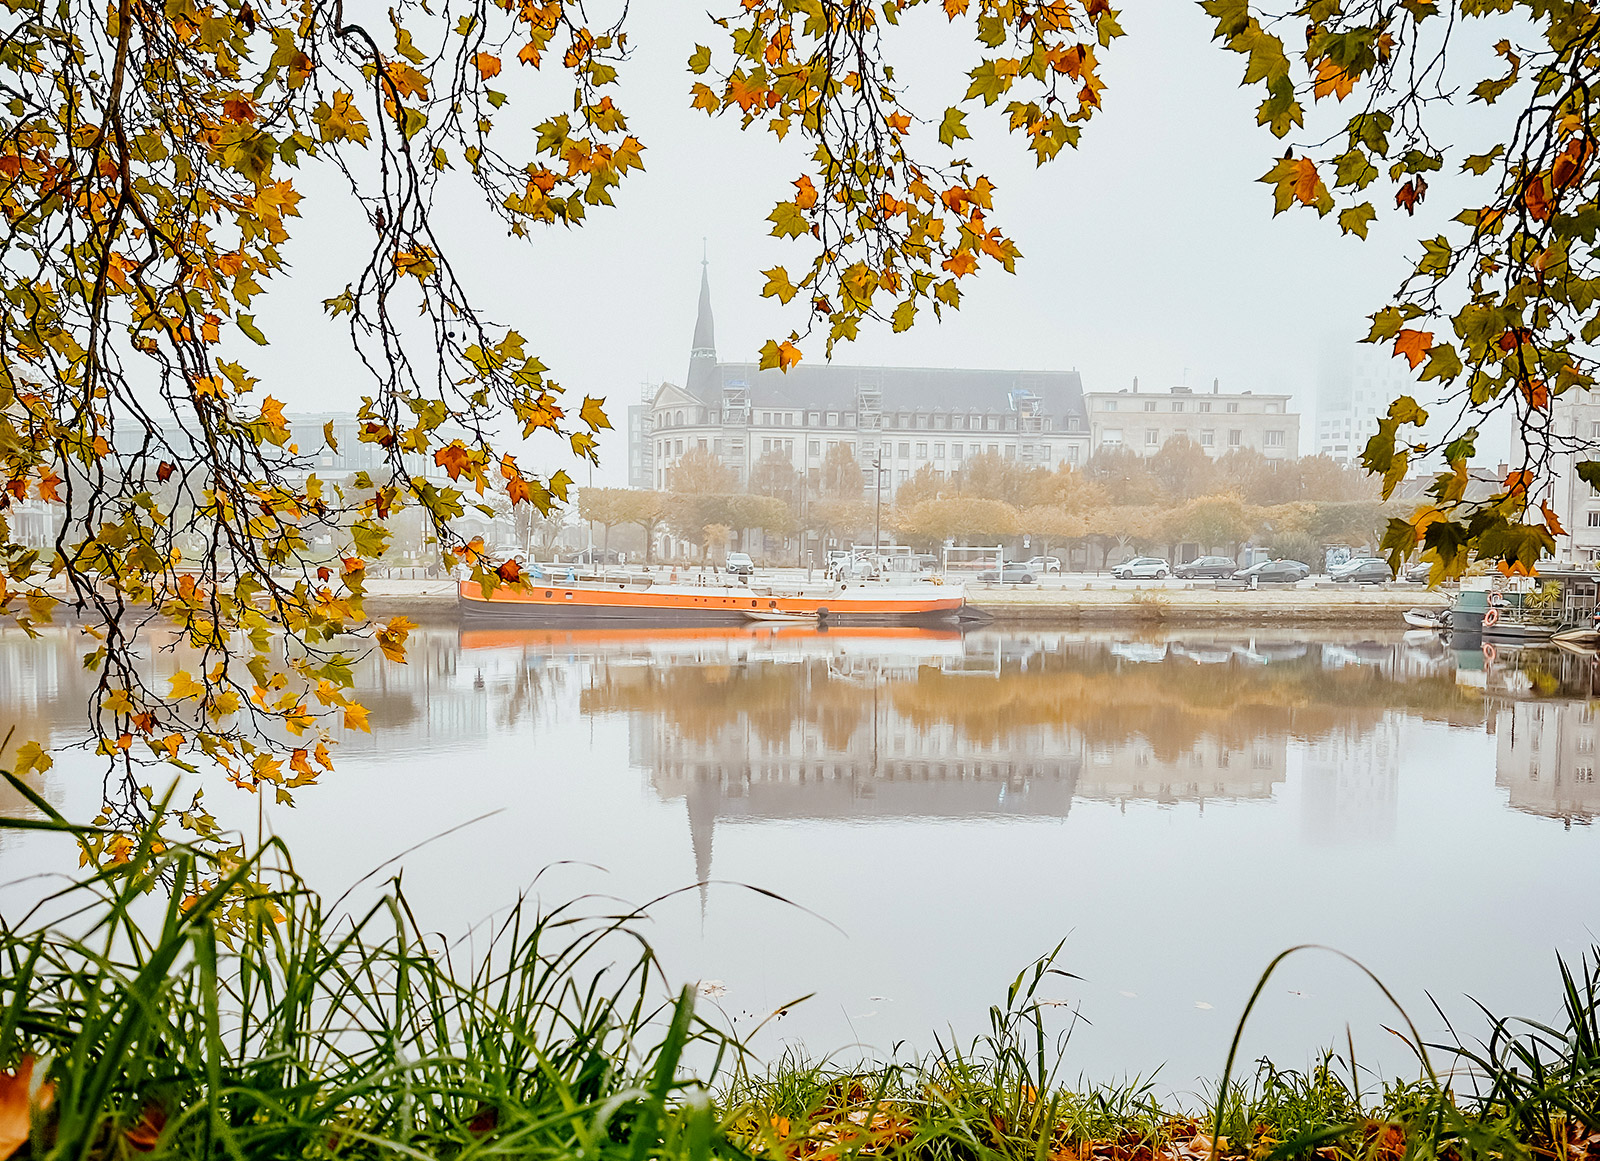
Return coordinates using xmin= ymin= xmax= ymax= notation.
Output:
xmin=3 ymin=625 xmax=1598 ymax=1097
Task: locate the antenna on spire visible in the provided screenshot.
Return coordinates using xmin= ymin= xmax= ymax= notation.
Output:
xmin=701 ymin=237 xmax=708 ymax=267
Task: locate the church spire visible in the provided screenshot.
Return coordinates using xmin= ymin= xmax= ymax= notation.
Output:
xmin=690 ymin=244 xmax=715 ymax=360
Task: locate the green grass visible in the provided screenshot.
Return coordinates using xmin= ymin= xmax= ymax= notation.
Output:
xmin=4 ymin=774 xmax=1599 ymax=1160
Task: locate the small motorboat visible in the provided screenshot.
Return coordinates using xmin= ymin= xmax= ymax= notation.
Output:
xmin=1552 ymin=625 xmax=1600 ymax=647
xmin=743 ymin=609 xmax=819 ymax=624
xmin=1403 ymin=607 xmax=1449 ymax=630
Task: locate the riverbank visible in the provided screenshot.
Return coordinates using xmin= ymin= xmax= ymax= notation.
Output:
xmin=357 ymin=577 xmax=1443 ymax=627
xmin=4 ymin=803 xmax=1590 ymax=1161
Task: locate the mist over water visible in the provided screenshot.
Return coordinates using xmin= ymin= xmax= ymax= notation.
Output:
xmin=4 ymin=625 xmax=1597 ymax=1098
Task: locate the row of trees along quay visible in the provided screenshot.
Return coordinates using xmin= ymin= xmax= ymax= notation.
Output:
xmin=578 ymin=440 xmax=1390 ymax=567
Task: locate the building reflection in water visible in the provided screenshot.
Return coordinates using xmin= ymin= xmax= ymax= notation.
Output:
xmin=9 ymin=622 xmax=1600 ymax=848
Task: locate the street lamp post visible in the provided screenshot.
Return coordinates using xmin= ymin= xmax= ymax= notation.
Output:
xmin=872 ymin=451 xmax=883 ymax=559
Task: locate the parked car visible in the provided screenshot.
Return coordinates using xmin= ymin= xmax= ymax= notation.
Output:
xmin=1403 ymin=561 xmax=1434 ymax=584
xmin=1173 ymin=555 xmax=1238 ymax=580
xmin=724 ymin=552 xmax=755 ymax=576
xmin=1328 ymin=556 xmax=1383 ymax=579
xmin=1025 ymin=555 xmax=1061 ymax=574
xmin=1234 ymin=559 xmax=1310 ymax=585
xmin=978 ymin=562 xmax=1038 ymax=584
xmin=1111 ymin=557 xmax=1171 ymax=580
xmin=1332 ymin=559 xmax=1393 ymax=585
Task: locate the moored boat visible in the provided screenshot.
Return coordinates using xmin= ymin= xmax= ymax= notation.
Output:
xmin=1403 ymin=607 xmax=1449 ymax=630
xmin=456 ymin=574 xmax=972 ymax=626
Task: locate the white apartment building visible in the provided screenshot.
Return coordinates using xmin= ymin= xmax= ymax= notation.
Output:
xmin=1082 ymin=382 xmax=1300 ymax=459
xmin=634 ymin=264 xmax=1093 ymax=495
xmin=1317 ymin=346 xmax=1413 ymax=464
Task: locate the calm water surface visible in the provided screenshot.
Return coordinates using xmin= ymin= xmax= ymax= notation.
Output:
xmin=4 ymin=625 xmax=1599 ymax=1094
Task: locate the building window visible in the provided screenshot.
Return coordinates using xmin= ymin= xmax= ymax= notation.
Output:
xmin=1041 ymin=444 xmax=1051 ymax=460
xmin=1588 ymin=512 xmax=1600 ymax=527
xmin=1066 ymin=445 xmax=1079 ymax=463
xmin=824 ymin=412 xmax=837 ymax=426
xmin=898 ymin=441 xmax=910 ymax=457
xmin=1200 ymin=430 xmax=1215 ymax=447
xmin=915 ymin=442 xmax=927 ymax=457
xmin=916 ymin=414 xmax=929 ymax=429
xmin=1198 ymin=402 xmax=1211 ymax=413
xmin=933 ymin=442 xmax=945 ymax=459
xmin=698 ymin=438 xmax=707 ymax=451
xmin=808 ymin=440 xmax=820 ymax=456
xmin=1172 ymin=401 xmax=1184 ymax=412
xmin=762 ymin=439 xmax=771 ymax=452
xmin=675 ymin=439 xmax=684 ymax=454
xmin=1590 ymin=421 xmax=1600 ymax=439
xmin=953 ymin=445 xmax=964 ymax=460
xmin=714 ymin=439 xmax=723 ymax=453
xmin=1267 ymin=402 xmax=1281 ymax=413
xmin=844 ymin=413 xmax=855 ymax=426
xmin=1101 ymin=429 xmax=1123 ymax=446
xmin=1226 ymin=402 xmax=1239 ymax=413
xmin=1102 ymin=400 xmax=1117 ymax=411
xmin=1067 ymin=415 xmax=1081 ymax=431
xmin=1145 ymin=429 xmax=1159 ymax=446
xmin=1143 ymin=400 xmax=1157 ymax=412
xmin=988 ymin=443 xmax=1000 ymax=456
xmin=1264 ymin=430 xmax=1285 ymax=447
xmin=808 ymin=412 xmax=820 ymax=425
xmin=1004 ymin=445 xmax=1015 ymax=459
xmin=1228 ymin=429 xmax=1242 ymax=447
xmin=897 ymin=469 xmax=909 ymax=483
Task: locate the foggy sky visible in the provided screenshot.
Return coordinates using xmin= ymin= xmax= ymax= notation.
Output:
xmin=246 ymin=1 xmax=1492 ymax=487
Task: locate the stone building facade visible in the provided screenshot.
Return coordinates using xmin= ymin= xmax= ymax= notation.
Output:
xmin=632 ymin=264 xmax=1094 ymax=496
xmin=1082 ymin=381 xmax=1300 ymax=459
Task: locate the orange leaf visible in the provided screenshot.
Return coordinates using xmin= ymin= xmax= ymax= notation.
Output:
xmin=434 ymin=441 xmax=472 ymax=480
xmin=1291 ymin=157 xmax=1323 ymax=206
xmin=793 ymin=174 xmax=818 ymax=209
xmin=0 ymin=1056 xmax=54 ymax=1159
xmin=1312 ymin=57 xmax=1355 ymax=101
xmin=1393 ymin=328 xmax=1434 ymax=369
xmin=497 ymin=558 xmax=522 ymax=583
xmin=1504 ymin=468 xmax=1533 ymax=497
xmin=1542 ymin=501 xmax=1567 ymax=536
xmin=124 ymin=1102 xmax=167 ymax=1151
xmin=942 ymin=250 xmax=979 ymax=277
xmin=474 ymin=51 xmax=502 ymax=79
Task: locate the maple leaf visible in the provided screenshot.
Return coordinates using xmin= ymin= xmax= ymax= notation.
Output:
xmin=793 ymin=174 xmax=818 ymax=209
xmin=942 ymin=250 xmax=979 ymax=276
xmin=168 ymin=670 xmax=206 ymax=701
xmin=497 ymin=558 xmax=522 ymax=583
xmin=758 ymin=338 xmax=803 ymax=372
xmin=1504 ymin=468 xmax=1533 ymax=497
xmin=343 ymin=702 xmax=372 ymax=732
xmin=156 ymin=461 xmax=175 ymax=482
xmin=376 ymin=614 xmax=414 ymax=663
xmin=1393 ymin=328 xmax=1434 ymax=369
xmin=1521 ymin=377 xmax=1550 ymax=409
xmin=474 ymin=52 xmax=502 ymax=79
xmin=579 ymin=396 xmax=611 ymax=430
xmin=0 ymin=1056 xmax=54 ymax=1160
xmin=434 ymin=442 xmax=471 ymax=480
xmin=1542 ymin=501 xmax=1566 ymax=536
xmin=37 ymin=471 xmax=62 ymax=501
xmin=1312 ymin=57 xmax=1355 ymax=101
xmin=1291 ymin=157 xmax=1323 ymax=205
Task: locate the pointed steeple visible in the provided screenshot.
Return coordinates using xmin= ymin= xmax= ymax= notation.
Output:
xmin=690 ymin=246 xmax=716 ymax=359
xmin=685 ymin=246 xmax=720 ymax=400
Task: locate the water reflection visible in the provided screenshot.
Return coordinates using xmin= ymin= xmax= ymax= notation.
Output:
xmin=6 ymin=622 xmax=1600 ymax=1088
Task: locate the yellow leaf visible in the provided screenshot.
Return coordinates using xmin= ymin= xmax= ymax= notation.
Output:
xmin=14 ymin=740 xmax=51 ymax=775
xmin=579 ymin=396 xmax=611 ymax=431
xmin=343 ymin=702 xmax=372 ymax=733
xmin=168 ymin=670 xmax=206 ymax=701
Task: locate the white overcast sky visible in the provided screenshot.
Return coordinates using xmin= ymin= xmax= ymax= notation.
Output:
xmin=249 ymin=0 xmax=1512 ymax=487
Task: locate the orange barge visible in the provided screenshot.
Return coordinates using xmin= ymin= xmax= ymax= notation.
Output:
xmin=457 ymin=575 xmax=974 ymax=626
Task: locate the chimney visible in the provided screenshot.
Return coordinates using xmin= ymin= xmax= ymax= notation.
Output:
xmin=1213 ymin=378 xmax=1219 ymax=394
xmin=1133 ymin=376 xmax=1139 ymax=393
